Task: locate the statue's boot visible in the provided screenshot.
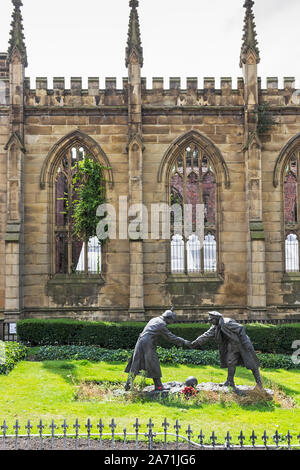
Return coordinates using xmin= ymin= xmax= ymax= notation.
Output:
xmin=232 ymin=387 xmax=246 ymax=396
xmin=221 ymin=381 xmax=235 ymax=387
xmin=219 ymin=366 xmax=245 ymax=395
xmin=124 ymin=374 xmax=136 ymax=391
xmin=219 ymin=367 xmax=236 ymax=387
xmin=153 ymin=378 xmax=170 ymax=391
xmin=252 ymin=368 xmax=264 ymax=390
xmin=124 ymin=382 xmax=131 ymax=391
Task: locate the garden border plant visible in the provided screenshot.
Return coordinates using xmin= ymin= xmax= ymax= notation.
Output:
xmin=0 ymin=342 xmax=27 ymax=375
xmin=31 ymin=345 xmax=300 ymax=370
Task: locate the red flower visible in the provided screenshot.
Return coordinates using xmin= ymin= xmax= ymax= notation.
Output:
xmin=181 ymin=386 xmax=197 ymax=399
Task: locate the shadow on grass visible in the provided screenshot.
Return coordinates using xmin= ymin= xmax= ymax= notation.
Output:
xmin=41 ymin=360 xmax=80 ymax=385
xmin=41 ymin=359 xmax=126 ymax=386
xmin=235 ymin=367 xmax=300 ymax=401
xmin=126 ymin=390 xmax=278 ymax=413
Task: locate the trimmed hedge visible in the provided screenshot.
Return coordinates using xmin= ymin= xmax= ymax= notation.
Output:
xmin=17 ymin=318 xmax=300 ymax=354
xmin=33 ymin=345 xmax=300 ymax=370
xmin=0 ymin=342 xmax=27 ymax=375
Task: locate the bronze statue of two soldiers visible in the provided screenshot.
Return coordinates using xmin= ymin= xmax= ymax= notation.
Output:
xmin=125 ymin=309 xmax=263 ymax=392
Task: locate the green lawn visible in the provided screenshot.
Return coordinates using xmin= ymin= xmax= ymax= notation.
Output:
xmin=0 ymin=360 xmax=299 ymax=444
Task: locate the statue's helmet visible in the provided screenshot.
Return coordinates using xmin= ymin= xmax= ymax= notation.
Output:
xmin=208 ymin=311 xmax=223 ymax=320
xmin=162 ymin=309 xmax=176 ymax=322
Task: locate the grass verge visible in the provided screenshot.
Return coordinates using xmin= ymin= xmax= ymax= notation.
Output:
xmin=0 ymin=359 xmax=299 ymax=445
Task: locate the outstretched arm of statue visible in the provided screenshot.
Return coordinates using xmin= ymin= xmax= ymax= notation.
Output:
xmin=161 ymin=325 xmax=189 ymax=348
xmin=191 ymin=326 xmax=216 ymax=349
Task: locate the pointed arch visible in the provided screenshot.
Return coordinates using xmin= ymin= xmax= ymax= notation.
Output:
xmin=164 ymin=130 xmax=225 ymax=275
xmin=127 ymin=133 xmax=145 ymax=153
xmin=278 ymin=134 xmax=300 ymax=273
xmin=4 ymin=131 xmax=26 ymax=153
xmin=273 ymin=133 xmax=300 ymax=188
xmin=40 ymin=130 xmax=113 ymax=190
xmin=157 ymin=130 xmax=230 ymax=188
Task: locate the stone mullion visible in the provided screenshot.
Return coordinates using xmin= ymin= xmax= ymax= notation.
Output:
xmin=127 ymin=48 xmax=144 ymax=319
xmin=67 ymin=150 xmax=74 ymax=275
xmin=198 ymin=150 xmax=205 ymax=274
xmin=297 ymin=153 xmax=300 ymax=269
xmin=183 ymin=149 xmax=188 ymax=274
xmin=84 ymin=238 xmax=89 ymax=276
xmin=5 ymin=48 xmax=26 ymax=318
xmin=242 ymin=71 xmax=267 ymax=309
xmin=128 ymin=141 xmax=144 ymax=318
xmin=283 ymin=162 xmax=289 ymax=273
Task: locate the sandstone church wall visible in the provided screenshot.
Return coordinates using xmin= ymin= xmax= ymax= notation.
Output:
xmin=0 ymin=1 xmax=300 ymax=325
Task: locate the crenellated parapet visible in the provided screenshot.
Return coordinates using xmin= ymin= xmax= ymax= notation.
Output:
xmin=23 ymin=77 xmax=128 ymax=107
xmin=260 ymin=77 xmax=297 ymax=106
xmin=20 ymin=76 xmax=298 ymax=108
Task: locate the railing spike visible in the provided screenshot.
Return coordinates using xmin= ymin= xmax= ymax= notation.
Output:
xmin=133 ymin=418 xmax=140 ymax=450
xmin=210 ymin=431 xmax=217 ymax=448
xmin=225 ymin=431 xmax=232 ymax=449
xmin=174 ymin=420 xmax=181 ymax=450
xmin=37 ymin=419 xmax=44 ymax=450
xmin=250 ymin=430 xmax=257 ymax=448
xmin=286 ymin=430 xmax=292 ymax=449
xmin=238 ymin=430 xmax=245 ymax=448
xmin=97 ymin=419 xmax=104 ymax=450
xmin=198 ymin=429 xmax=205 ymax=448
xmin=1 ymin=420 xmax=8 ymax=451
xmin=62 ymin=419 xmax=69 ymax=450
xmin=25 ymin=420 xmax=32 ymax=450
xmin=262 ymin=430 xmax=269 ymax=449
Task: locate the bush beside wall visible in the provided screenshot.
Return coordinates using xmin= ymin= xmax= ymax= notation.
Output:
xmin=17 ymin=318 xmax=300 ymax=354
xmin=0 ymin=342 xmax=27 ymax=375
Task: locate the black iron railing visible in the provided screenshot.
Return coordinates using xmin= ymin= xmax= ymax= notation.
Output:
xmin=0 ymin=419 xmax=299 ymax=450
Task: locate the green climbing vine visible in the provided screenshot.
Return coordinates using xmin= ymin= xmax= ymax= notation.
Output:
xmin=244 ymin=102 xmax=277 ymax=150
xmin=71 ymin=157 xmax=107 ymax=243
xmin=256 ymin=102 xmax=277 ymax=135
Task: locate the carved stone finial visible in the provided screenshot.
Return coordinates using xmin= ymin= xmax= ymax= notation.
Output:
xmin=240 ymin=0 xmax=260 ymax=67
xmin=126 ymin=0 xmax=143 ymax=68
xmin=8 ymin=0 xmax=28 ymax=66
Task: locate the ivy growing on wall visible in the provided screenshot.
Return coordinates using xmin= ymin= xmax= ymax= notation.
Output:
xmin=244 ymin=102 xmax=277 ymax=151
xmin=72 ymin=157 xmax=107 ymax=244
xmin=256 ymin=102 xmax=277 ymax=135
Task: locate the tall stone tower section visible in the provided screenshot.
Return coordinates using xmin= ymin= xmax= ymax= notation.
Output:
xmin=126 ymin=0 xmax=145 ymax=319
xmin=4 ymin=0 xmax=27 ymax=319
xmin=240 ymin=0 xmax=266 ymax=311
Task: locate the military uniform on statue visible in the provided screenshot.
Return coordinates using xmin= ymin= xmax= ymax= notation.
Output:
xmin=125 ymin=309 xmax=191 ymax=391
xmin=191 ymin=311 xmax=263 ymax=393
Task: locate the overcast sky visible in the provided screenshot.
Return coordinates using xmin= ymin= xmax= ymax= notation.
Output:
xmin=0 ymin=0 xmax=299 ymax=89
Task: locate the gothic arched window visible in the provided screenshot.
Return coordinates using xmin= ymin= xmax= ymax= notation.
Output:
xmin=0 ymin=80 xmax=7 ymax=105
xmin=170 ymin=144 xmax=217 ymax=274
xmin=284 ymin=152 xmax=300 ymax=272
xmin=54 ymin=145 xmax=101 ymax=275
